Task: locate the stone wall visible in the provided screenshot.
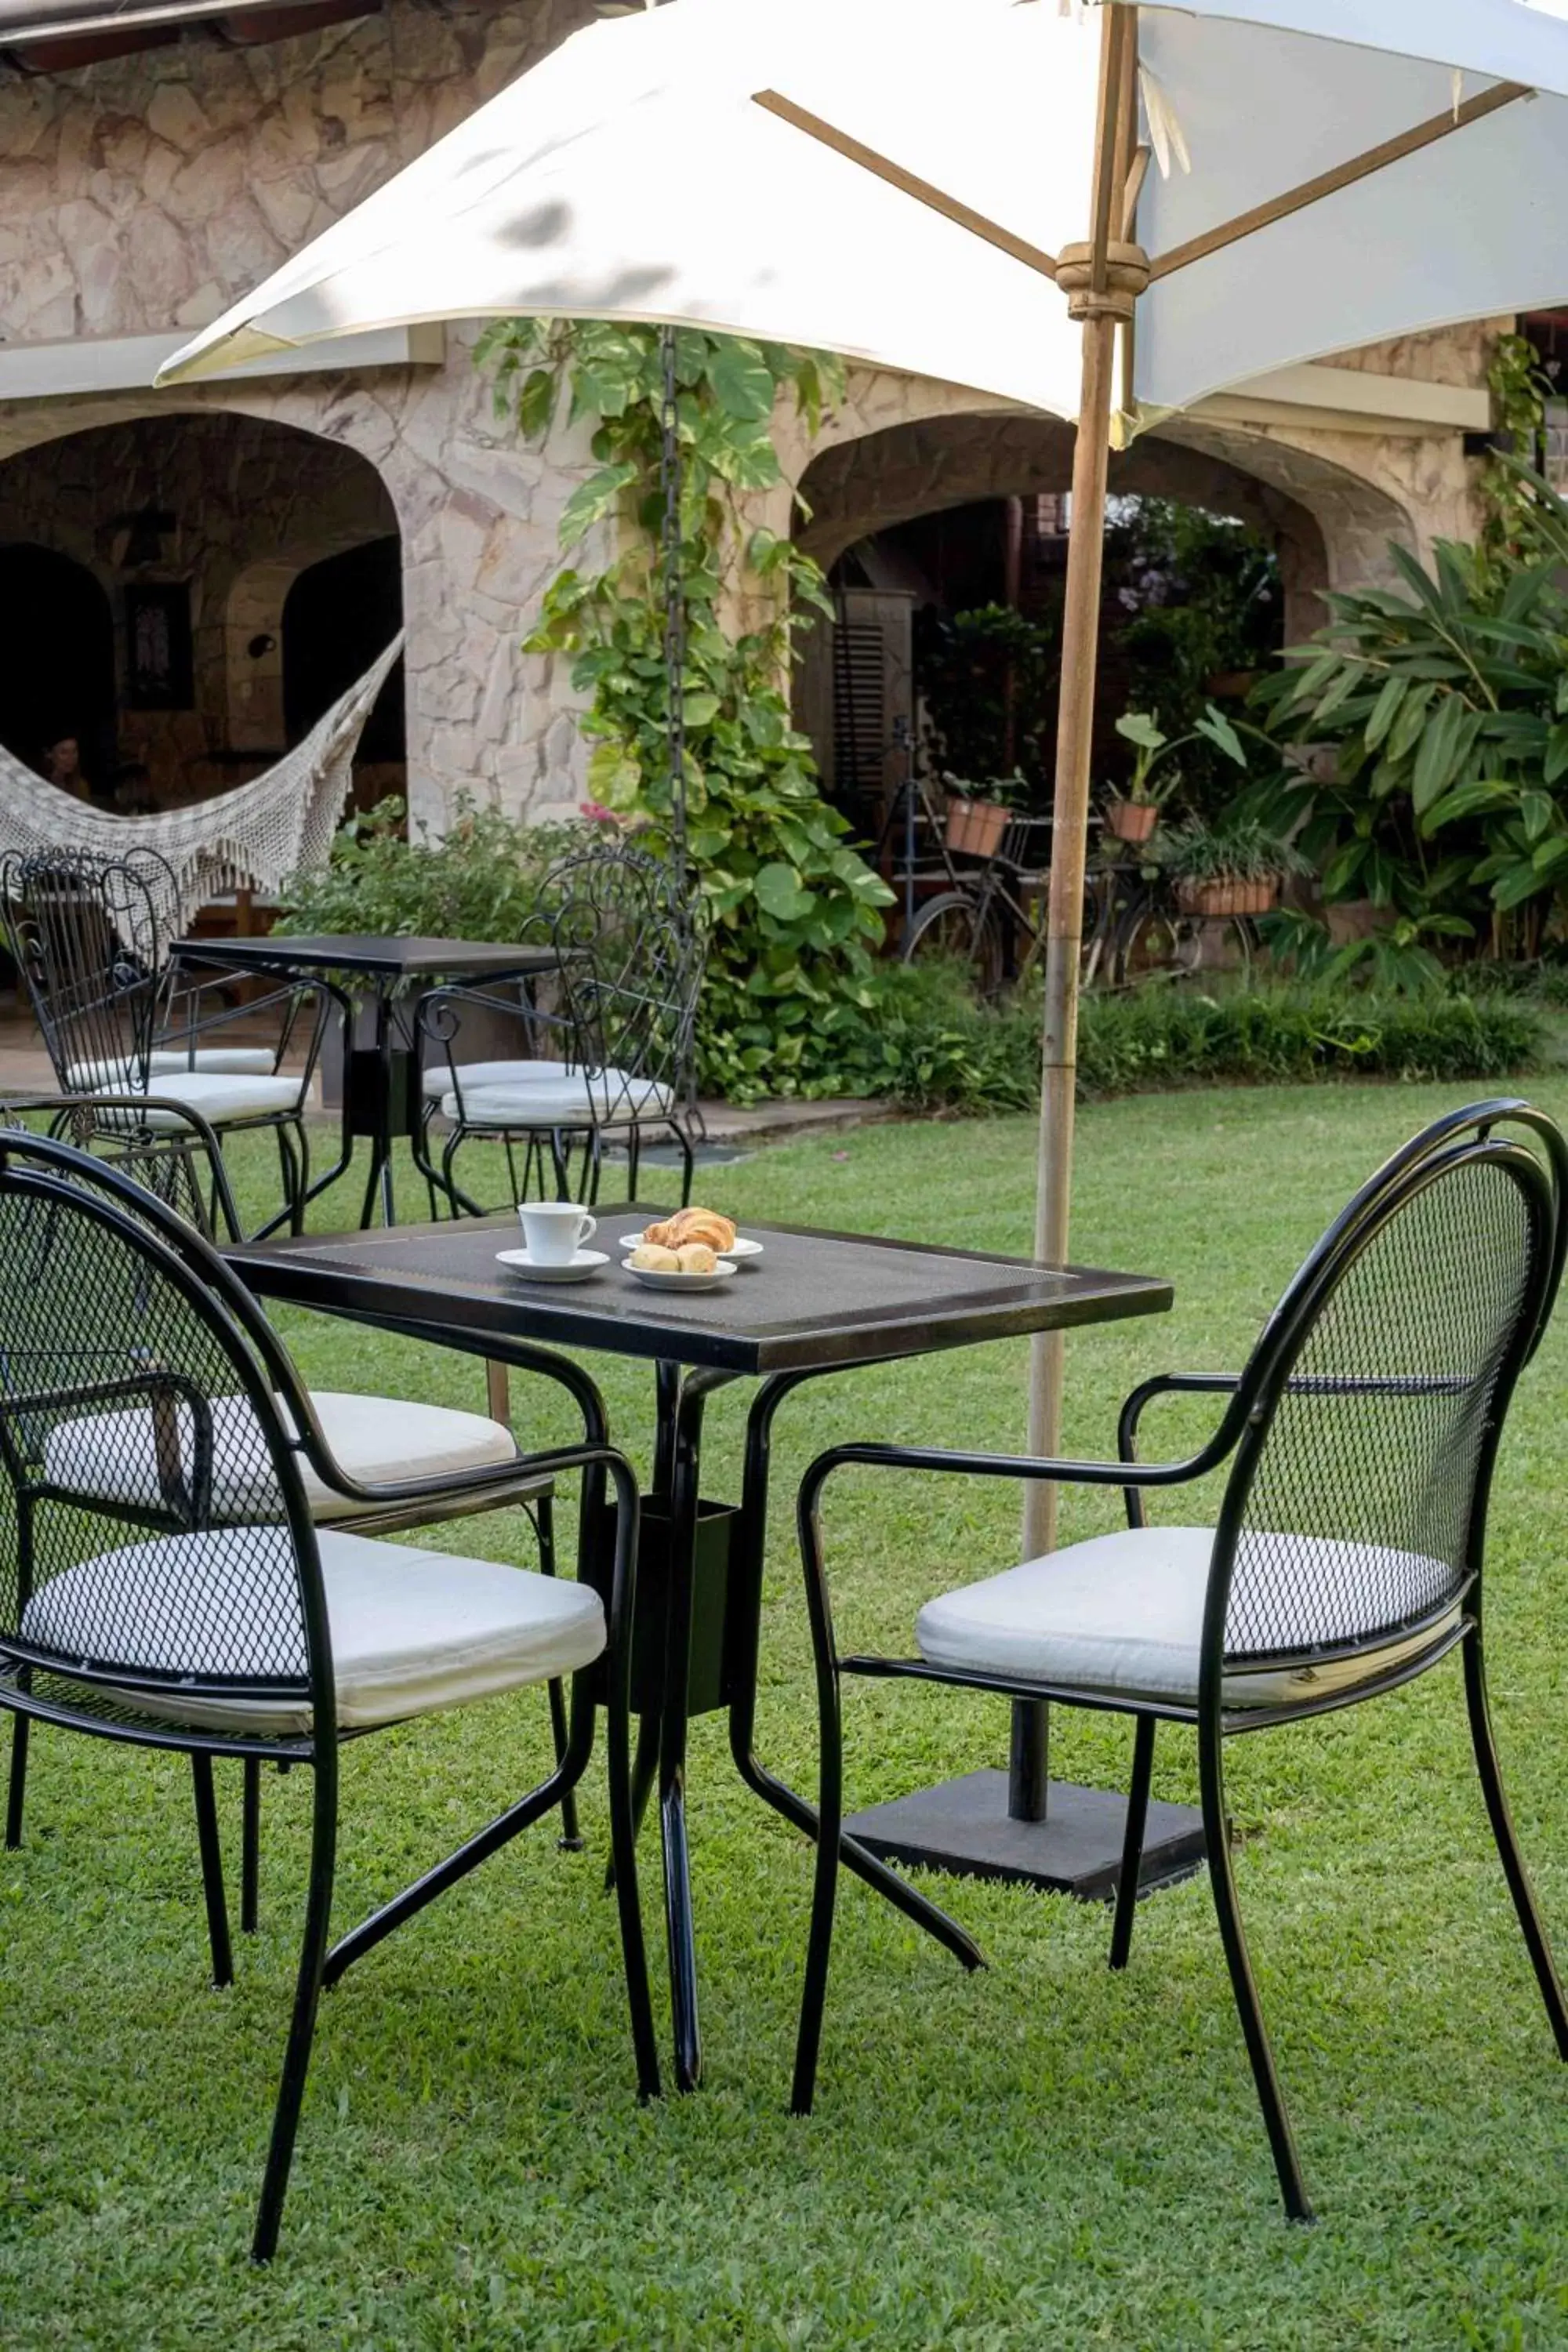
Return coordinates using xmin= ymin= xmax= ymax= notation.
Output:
xmin=0 ymin=0 xmax=1507 ymax=837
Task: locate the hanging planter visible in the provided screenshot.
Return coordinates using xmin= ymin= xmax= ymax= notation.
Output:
xmin=1104 ymin=796 xmax=1160 ymax=845
xmin=1175 ymin=873 xmax=1281 ymax=920
xmin=946 ymin=796 xmax=1011 ymax=859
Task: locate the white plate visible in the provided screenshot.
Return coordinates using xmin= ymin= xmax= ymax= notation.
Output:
xmin=495 ymin=1247 xmax=608 ymax=1283
xmin=623 ymin=1258 xmax=739 ymax=1293
xmin=619 ymin=1231 xmax=763 ymax=1261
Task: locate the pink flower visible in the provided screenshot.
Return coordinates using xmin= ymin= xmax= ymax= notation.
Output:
xmin=579 ymin=800 xmax=619 ymax=823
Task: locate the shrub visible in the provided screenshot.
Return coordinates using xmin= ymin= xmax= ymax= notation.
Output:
xmin=277 ymin=797 xmax=590 ymax=943
xmin=860 ymin=969 xmax=1542 ymax=1116
xmin=1073 ymin=983 xmax=1544 ymax=1098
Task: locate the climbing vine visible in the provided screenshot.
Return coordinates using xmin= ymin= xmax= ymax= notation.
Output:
xmin=1479 ymin=331 xmax=1555 ymax=586
xmin=477 ymin=318 xmax=894 ymax=1100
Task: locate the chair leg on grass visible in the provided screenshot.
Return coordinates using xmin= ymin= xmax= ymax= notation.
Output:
xmin=1109 ymin=1715 xmax=1156 ymax=1971
xmin=534 ymin=1495 xmax=583 ymax=1853
xmin=241 ymin=1755 xmax=261 ymax=1934
xmin=1463 ymin=1628 xmax=1568 ymax=2056
xmin=5 ymin=1711 xmax=28 ymax=1849
xmin=604 ymin=1710 xmax=660 ymax=1893
xmin=191 ymin=1753 xmax=234 ymax=1989
xmin=790 ymin=1515 xmax=844 ymax=2118
xmin=605 ymin=1673 xmax=662 ymax=2102
xmin=252 ymin=1759 xmax=337 ymax=2264
xmin=1199 ymin=1720 xmax=1312 ymax=2223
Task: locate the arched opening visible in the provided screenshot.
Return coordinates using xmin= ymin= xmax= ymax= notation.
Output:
xmin=0 ymin=544 xmax=116 ymax=791
xmin=0 ymin=410 xmax=401 ymax=818
xmin=283 ymin=535 xmax=405 ymax=817
xmin=793 ymin=408 xmax=1402 ymax=845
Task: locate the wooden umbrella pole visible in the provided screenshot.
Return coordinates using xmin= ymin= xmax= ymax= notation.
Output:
xmin=1022 ymin=1 xmax=1145 ymax=1562
xmin=1023 ymin=303 xmax=1119 ymax=1559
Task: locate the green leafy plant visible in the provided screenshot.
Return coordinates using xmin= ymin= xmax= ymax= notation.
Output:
xmin=1479 ymin=332 xmax=1553 ymax=586
xmin=916 ymin=603 xmax=1059 ymax=793
xmin=1160 ymin=813 xmax=1305 ymax=887
xmin=278 ymin=797 xmax=587 ymax=944
xmin=479 ymin=318 xmax=895 ymax=1102
xmin=1112 ymin=702 xmax=1248 ymax=807
xmin=941 ymin=768 xmax=1033 ymax=813
xmin=1247 ymin=486 xmax=1568 ymax=956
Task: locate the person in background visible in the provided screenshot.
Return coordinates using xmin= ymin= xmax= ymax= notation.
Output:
xmin=40 ymin=734 xmax=92 ymax=803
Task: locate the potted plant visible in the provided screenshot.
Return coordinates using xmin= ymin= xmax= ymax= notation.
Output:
xmin=1105 ymin=703 xmax=1247 ymax=844
xmin=1163 ymin=815 xmax=1304 ymax=918
xmin=943 ymin=769 xmax=1031 ymax=860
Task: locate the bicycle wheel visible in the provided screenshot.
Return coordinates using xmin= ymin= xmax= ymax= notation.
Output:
xmin=902 ymin=891 xmax=1007 ymax=996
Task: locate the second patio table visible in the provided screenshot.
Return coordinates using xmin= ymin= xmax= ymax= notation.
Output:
xmin=176 ymin=931 xmax=564 ymax=1229
xmin=227 ymin=1206 xmax=1173 ymax=2088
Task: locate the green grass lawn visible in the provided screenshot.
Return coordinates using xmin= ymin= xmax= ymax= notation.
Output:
xmin=4 ymin=1082 xmax=1568 ymax=2347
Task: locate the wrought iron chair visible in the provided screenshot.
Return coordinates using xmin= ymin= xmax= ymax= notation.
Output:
xmin=0 ymin=1131 xmax=658 ymax=2259
xmin=789 ymin=1100 xmax=1568 ymax=2220
xmin=415 ymin=843 xmax=704 ymax=1213
xmin=1 ymin=845 xmax=336 ymax=1239
xmin=0 ymin=1093 xmax=586 ymax=1911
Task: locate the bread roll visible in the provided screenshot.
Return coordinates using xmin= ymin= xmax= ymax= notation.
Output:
xmin=629 ymin=1243 xmax=681 ymax=1272
xmin=644 ymin=1207 xmax=737 ymax=1252
xmin=675 ymin=1242 xmax=717 ymax=1274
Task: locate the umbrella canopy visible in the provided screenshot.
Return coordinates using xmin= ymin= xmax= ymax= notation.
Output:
xmin=160 ymin=0 xmax=1568 ymax=1564
xmin=162 ymin=0 xmax=1568 ymax=423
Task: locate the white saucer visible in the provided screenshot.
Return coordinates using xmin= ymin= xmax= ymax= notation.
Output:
xmin=624 ymin=1258 xmax=738 ymax=1293
xmin=619 ymin=1232 xmax=763 ymax=1261
xmin=495 ymin=1247 xmax=608 ymax=1283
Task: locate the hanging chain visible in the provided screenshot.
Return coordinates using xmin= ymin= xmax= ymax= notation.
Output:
xmin=659 ymin=323 xmax=687 ymax=876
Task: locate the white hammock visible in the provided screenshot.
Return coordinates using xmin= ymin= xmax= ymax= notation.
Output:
xmin=0 ymin=632 xmax=405 ymax=938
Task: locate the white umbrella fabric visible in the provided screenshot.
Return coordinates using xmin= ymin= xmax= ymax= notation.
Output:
xmin=162 ymin=0 xmax=1568 ymax=1556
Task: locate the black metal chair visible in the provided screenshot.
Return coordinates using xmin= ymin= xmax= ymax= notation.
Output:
xmin=415 ymin=842 xmax=704 ymax=1212
xmin=0 ymin=1130 xmax=658 ymax=2259
xmin=0 ymin=1093 xmax=586 ymax=1914
xmin=789 ymin=1100 xmax=1568 ymax=2220
xmin=2 ymin=845 xmax=336 ymax=1239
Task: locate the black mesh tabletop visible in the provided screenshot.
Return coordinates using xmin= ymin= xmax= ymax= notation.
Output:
xmin=170 ymin=935 xmax=563 ymax=982
xmin=227 ymin=1207 xmax=1172 ymax=1375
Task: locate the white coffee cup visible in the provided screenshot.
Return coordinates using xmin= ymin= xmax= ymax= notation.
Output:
xmin=518 ymin=1200 xmax=597 ymax=1265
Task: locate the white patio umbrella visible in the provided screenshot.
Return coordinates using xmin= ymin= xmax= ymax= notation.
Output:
xmin=162 ymin=0 xmax=1568 ymax=1564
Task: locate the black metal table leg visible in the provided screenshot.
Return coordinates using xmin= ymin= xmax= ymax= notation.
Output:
xmin=655 ymin=1363 xmax=719 ymax=2092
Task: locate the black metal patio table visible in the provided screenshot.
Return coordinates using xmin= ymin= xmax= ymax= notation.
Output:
xmin=226 ymin=1206 xmax=1175 ymax=2089
xmin=174 ymin=933 xmax=562 ymax=1229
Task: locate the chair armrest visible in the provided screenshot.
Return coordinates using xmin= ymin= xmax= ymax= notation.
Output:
xmin=1116 ymin=1372 xmax=1243 ymax=1528
xmin=797 ymin=1426 xmax=1240 ymax=1535
xmin=283 ymin=1432 xmax=621 ymax=1519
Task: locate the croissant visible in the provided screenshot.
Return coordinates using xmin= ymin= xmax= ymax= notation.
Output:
xmin=644 ymin=1207 xmax=737 ymax=1253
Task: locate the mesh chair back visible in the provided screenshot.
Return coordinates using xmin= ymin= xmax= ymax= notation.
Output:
xmin=1214 ymin=1131 xmax=1555 ymax=1676
xmin=2 ymin=848 xmax=173 ymax=1094
xmin=0 ymin=1133 xmax=327 ymax=1726
xmin=546 ymin=844 xmax=704 ymax=1120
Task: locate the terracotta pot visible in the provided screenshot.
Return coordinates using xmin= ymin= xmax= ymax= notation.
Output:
xmin=1175 ymin=873 xmax=1280 ymax=920
xmin=946 ymin=797 xmax=1011 ymax=859
xmin=1105 ymin=797 xmax=1160 ymax=844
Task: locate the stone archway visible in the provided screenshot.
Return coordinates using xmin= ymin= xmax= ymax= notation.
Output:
xmin=0 ymin=407 xmax=398 ymax=807
xmin=793 ymin=407 xmax=1417 ymax=647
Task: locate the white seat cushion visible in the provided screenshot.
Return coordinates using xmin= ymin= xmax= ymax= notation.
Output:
xmin=421 ymin=1058 xmax=576 ymax=1098
xmin=88 ymin=1069 xmax=303 ymax=1131
xmin=21 ymin=1525 xmax=605 ymax=1733
xmin=68 ymin=1047 xmax=278 ymax=1088
xmin=43 ymin=1389 xmax=524 ymax=1523
xmin=442 ymin=1074 xmax=673 ymax=1129
xmin=914 ymin=1526 xmax=1461 ymax=1709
